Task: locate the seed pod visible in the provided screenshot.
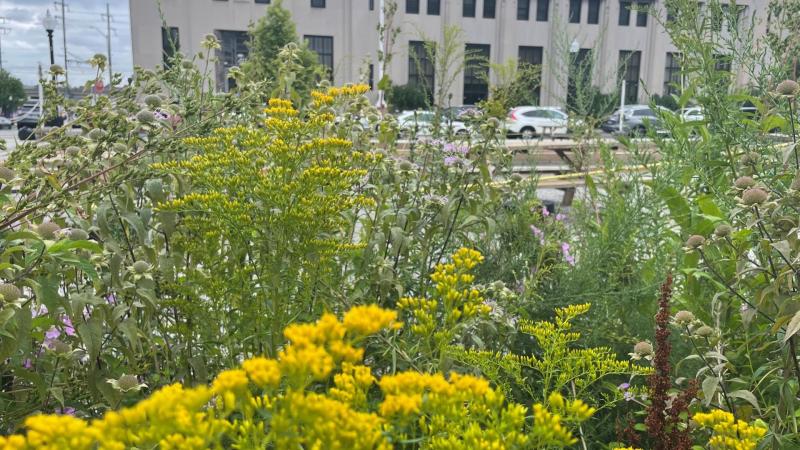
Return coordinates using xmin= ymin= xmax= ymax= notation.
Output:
xmin=65 ymin=146 xmax=80 ymax=156
xmin=734 ymin=176 xmax=755 ymax=189
xmin=695 ymin=325 xmax=714 ymax=337
xmin=686 ymin=235 xmax=705 ymax=249
xmin=144 ymin=94 xmax=162 ymax=108
xmin=132 ymin=260 xmax=150 ymax=274
xmin=633 ymin=341 xmax=653 ymax=357
xmin=674 ymin=310 xmax=695 ymax=325
xmin=88 ymin=128 xmax=106 ymax=141
xmin=741 ymin=188 xmax=768 ymax=205
xmin=181 ymin=60 xmax=194 ymax=69
xmin=0 ymin=284 xmax=22 ymax=302
xmin=136 ymin=110 xmax=155 ymax=124
xmin=68 ymin=229 xmax=89 ymax=241
xmin=714 ymin=224 xmax=732 ymax=237
xmin=776 ymin=79 xmax=800 ymax=96
xmin=52 ymin=340 xmax=72 ymax=355
xmin=36 ymin=222 xmax=61 ymax=239
xmin=0 ymin=166 xmax=16 ymax=181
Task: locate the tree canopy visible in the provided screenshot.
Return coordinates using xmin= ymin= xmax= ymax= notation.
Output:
xmin=0 ymin=70 xmax=26 ymax=116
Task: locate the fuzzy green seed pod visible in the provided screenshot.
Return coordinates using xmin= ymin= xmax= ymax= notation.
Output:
xmin=0 ymin=284 xmax=22 ymax=302
xmin=0 ymin=166 xmax=16 ymax=181
xmin=739 ymin=152 xmax=760 ymax=165
xmin=49 ymin=64 xmax=64 ymax=75
xmin=144 ymin=94 xmax=162 ymax=108
xmin=136 ymin=110 xmax=155 ymax=124
xmin=36 ymin=142 xmax=51 ymax=150
xmin=674 ymin=310 xmax=695 ymax=325
xmin=633 ymin=341 xmax=653 ymax=356
xmin=132 ymin=260 xmax=150 ymax=274
xmin=398 ymin=160 xmax=413 ymax=171
xmin=88 ymin=128 xmax=106 ymax=141
xmin=734 ymin=176 xmax=755 ymax=189
xmin=181 ymin=60 xmax=194 ymax=70
xmin=36 ymin=222 xmax=61 ymax=240
xmin=112 ymin=143 xmax=127 ymax=153
xmin=741 ymin=188 xmax=768 ymax=205
xmin=686 ymin=235 xmax=705 ymax=249
xmin=510 ymin=173 xmax=523 ymax=182
xmin=65 ymin=146 xmax=80 ymax=156
xmin=776 ymin=216 xmax=796 ymax=232
xmin=776 ymin=79 xmax=800 ymax=96
xmin=117 ymin=374 xmax=139 ymax=390
xmin=714 ymin=224 xmax=732 ymax=238
xmin=695 ymin=325 xmax=714 ymax=337
xmin=68 ymin=229 xmax=89 ymax=241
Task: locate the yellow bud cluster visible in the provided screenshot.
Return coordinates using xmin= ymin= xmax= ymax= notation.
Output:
xmin=693 ymin=410 xmax=767 ymax=450
xmin=326 ymin=84 xmax=370 ymax=97
xmin=311 ymin=90 xmax=335 ymax=106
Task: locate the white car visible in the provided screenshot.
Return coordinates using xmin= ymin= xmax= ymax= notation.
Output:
xmin=0 ymin=117 xmax=11 ymax=130
xmin=396 ymin=111 xmax=468 ymax=137
xmin=505 ymin=106 xmax=568 ymax=138
xmin=681 ymin=107 xmax=704 ymax=122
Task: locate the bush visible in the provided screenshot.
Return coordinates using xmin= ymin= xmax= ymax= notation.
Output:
xmin=388 ymin=83 xmax=428 ymax=111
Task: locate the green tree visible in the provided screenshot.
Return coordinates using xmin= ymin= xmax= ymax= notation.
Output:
xmin=241 ymin=0 xmax=322 ymax=101
xmin=0 ymin=70 xmax=26 ymax=116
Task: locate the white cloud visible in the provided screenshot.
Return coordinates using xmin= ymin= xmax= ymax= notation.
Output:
xmin=1 ymin=0 xmax=132 ymax=86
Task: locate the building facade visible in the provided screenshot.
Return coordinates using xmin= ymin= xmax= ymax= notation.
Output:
xmin=130 ymin=0 xmax=768 ymax=107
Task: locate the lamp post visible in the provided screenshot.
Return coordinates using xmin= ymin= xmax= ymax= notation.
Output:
xmin=42 ymin=10 xmax=56 ymax=68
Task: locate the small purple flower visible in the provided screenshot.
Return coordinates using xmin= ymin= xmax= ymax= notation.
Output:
xmin=455 ymin=145 xmax=469 ymax=155
xmin=443 ymin=156 xmax=460 ymax=166
xmin=443 ymin=142 xmax=456 ymax=153
xmin=23 ymin=358 xmax=32 ymax=369
xmin=106 ymin=294 xmax=117 ymax=305
xmin=555 ymin=213 xmax=566 ymax=221
xmin=33 ymin=304 xmax=48 ymax=318
xmin=618 ymin=382 xmax=630 ymax=391
xmin=542 ymin=207 xmax=550 ymax=217
xmin=45 ymin=327 xmax=61 ymax=341
xmin=561 ymin=242 xmax=576 ymax=266
xmin=624 ymin=391 xmax=634 ymax=401
xmin=55 ymin=407 xmax=76 ymax=415
xmin=62 ymin=316 xmax=76 ymax=337
xmin=530 ymin=225 xmax=545 ymax=245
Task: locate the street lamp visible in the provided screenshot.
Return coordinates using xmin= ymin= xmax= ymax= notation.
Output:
xmin=42 ymin=9 xmax=56 ymax=67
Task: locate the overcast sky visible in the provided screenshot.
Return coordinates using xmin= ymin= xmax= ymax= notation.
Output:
xmin=0 ymin=0 xmax=132 ymax=86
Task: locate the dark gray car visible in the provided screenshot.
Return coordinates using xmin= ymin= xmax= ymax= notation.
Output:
xmin=601 ymin=105 xmax=667 ymax=136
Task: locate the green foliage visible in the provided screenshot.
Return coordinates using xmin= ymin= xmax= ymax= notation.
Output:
xmin=240 ymin=0 xmax=322 ymax=101
xmin=0 ymin=70 xmax=25 ymax=115
xmin=387 ymin=83 xmax=428 ymax=111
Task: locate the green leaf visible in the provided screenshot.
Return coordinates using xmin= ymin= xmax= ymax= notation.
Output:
xmin=77 ymin=316 xmax=103 ymax=361
xmin=656 ymin=186 xmax=691 ymax=231
xmin=702 ymin=376 xmax=719 ymax=406
xmin=783 ymin=310 xmax=800 ymax=344
xmin=729 ymin=389 xmax=760 ymax=411
xmin=47 ymin=239 xmax=103 ymax=254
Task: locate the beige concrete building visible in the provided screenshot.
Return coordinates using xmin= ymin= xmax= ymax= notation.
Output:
xmin=130 ymin=0 xmax=768 ymax=107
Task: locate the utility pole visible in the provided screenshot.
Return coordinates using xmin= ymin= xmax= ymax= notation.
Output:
xmin=103 ymin=3 xmax=112 ymax=84
xmin=57 ymin=0 xmax=70 ymax=94
xmin=0 ymin=23 xmax=9 ymax=71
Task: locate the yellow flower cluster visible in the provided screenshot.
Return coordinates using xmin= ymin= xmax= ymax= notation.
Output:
xmin=326 ymin=84 xmax=370 ymax=97
xmin=398 ymin=248 xmax=491 ymax=339
xmin=264 ymin=98 xmax=299 ymax=117
xmin=693 ymin=410 xmax=767 ymax=450
xmin=343 ymin=304 xmax=402 ymax=336
xmin=527 ymin=392 xmax=596 ymax=447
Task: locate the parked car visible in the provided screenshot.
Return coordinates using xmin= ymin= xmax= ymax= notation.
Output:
xmin=601 ymin=104 xmax=669 ymax=136
xmin=505 ymin=106 xmax=569 ymax=139
xmin=681 ymin=106 xmax=704 ymax=122
xmin=396 ymin=110 xmax=468 ymax=137
xmin=0 ymin=117 xmax=11 ymax=130
xmin=443 ymin=105 xmax=481 ymax=120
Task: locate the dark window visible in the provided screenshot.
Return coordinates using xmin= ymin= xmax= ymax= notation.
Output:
xmin=518 ymin=46 xmax=543 ymax=103
xmin=255 ymin=0 xmax=271 ymax=3
xmin=569 ymin=0 xmax=582 ymax=23
xmin=216 ymin=30 xmax=248 ymax=91
xmin=588 ymin=0 xmax=601 ymax=23
xmin=464 ymin=44 xmax=490 ymax=104
xmin=714 ymin=54 xmax=732 ymax=72
xmin=463 ymin=0 xmax=476 ymax=17
xmin=369 ymin=64 xmax=375 ymax=89
xmin=663 ymin=52 xmax=681 ymax=95
xmin=406 ymin=0 xmax=420 ymax=13
xmin=409 ymin=41 xmax=435 ymax=103
xmin=619 ymin=50 xmax=641 ymax=103
xmin=666 ymin=4 xmax=676 ymax=22
xmin=305 ymin=35 xmax=334 ymax=80
xmin=567 ymin=48 xmax=592 ymax=110
xmin=619 ymin=1 xmax=631 ymax=25
xmin=536 ymin=0 xmax=549 ymax=20
xmin=427 ymin=0 xmax=440 ymax=14
xmin=635 ymin=2 xmax=647 ymax=26
xmin=370 ymin=0 xmax=374 ymax=10
xmin=311 ymin=0 xmax=325 ymax=7
xmin=518 ymin=0 xmax=531 ymax=19
xmin=161 ymin=26 xmax=179 ymax=67
xmin=484 ymin=0 xmax=497 ymax=18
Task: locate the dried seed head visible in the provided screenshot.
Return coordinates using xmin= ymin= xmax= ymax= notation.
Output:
xmin=674 ymin=310 xmax=696 ymax=325
xmin=0 ymin=166 xmax=16 ymax=181
xmin=776 ymin=79 xmax=800 ymax=96
xmin=88 ymin=128 xmax=106 ymax=141
xmin=633 ymin=341 xmax=654 ymax=356
xmin=741 ymin=187 xmax=769 ymax=205
xmin=695 ymin=325 xmax=714 ymax=337
xmin=68 ymin=229 xmax=89 ymax=241
xmin=734 ymin=176 xmax=756 ymax=189
xmin=0 ymin=284 xmax=22 ymax=302
xmin=112 ymin=143 xmax=127 ymax=153
xmin=65 ymin=146 xmax=80 ymax=156
xmin=144 ymin=94 xmax=162 ymax=108
xmin=136 ymin=110 xmax=155 ymax=124
xmin=686 ymin=235 xmax=706 ymax=249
